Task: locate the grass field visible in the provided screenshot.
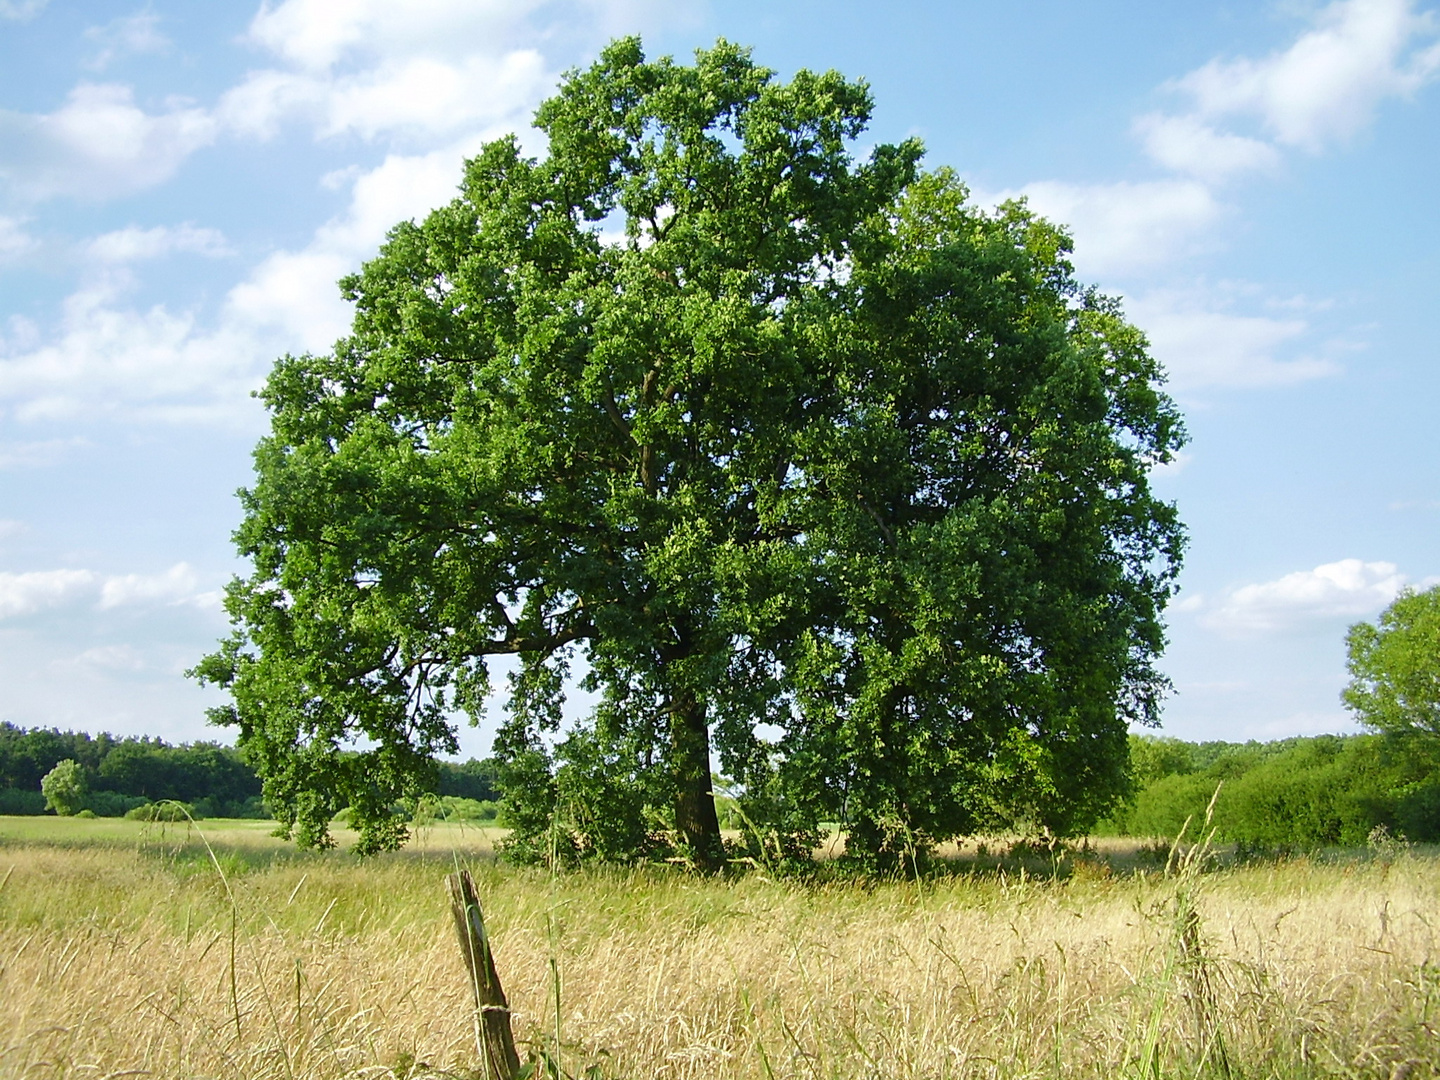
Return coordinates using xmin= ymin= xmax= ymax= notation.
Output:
xmin=1 ymin=817 xmax=1437 ymax=1079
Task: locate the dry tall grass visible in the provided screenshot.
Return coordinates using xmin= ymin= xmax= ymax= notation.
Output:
xmin=0 ymin=821 xmax=1436 ymax=1079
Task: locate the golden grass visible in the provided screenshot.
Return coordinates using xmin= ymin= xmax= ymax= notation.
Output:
xmin=0 ymin=818 xmax=1437 ymax=1079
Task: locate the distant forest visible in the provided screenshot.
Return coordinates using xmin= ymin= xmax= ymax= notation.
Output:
xmin=0 ymin=722 xmax=498 ymax=819
xmin=4 ymin=721 xmax=1438 ymax=848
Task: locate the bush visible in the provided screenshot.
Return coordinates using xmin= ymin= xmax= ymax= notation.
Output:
xmin=124 ymin=800 xmax=197 ymax=822
xmin=86 ymin=790 xmax=150 ymax=817
xmin=436 ymin=796 xmax=499 ymax=822
xmin=1113 ymin=733 xmax=1440 ymax=848
xmin=1122 ymin=771 xmax=1220 ymax=838
xmin=0 ymin=788 xmax=46 ymax=815
xmin=76 ymin=809 xmax=96 ymax=819
xmin=192 ymin=794 xmax=271 ymax=819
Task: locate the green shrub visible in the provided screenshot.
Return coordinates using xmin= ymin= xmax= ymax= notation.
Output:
xmin=0 ymin=788 xmax=46 ymax=815
xmin=124 ymin=800 xmax=196 ymax=822
xmin=434 ymin=796 xmax=499 ymax=822
xmin=1122 ymin=771 xmax=1220 ymax=838
xmin=87 ymin=790 xmax=150 ymax=817
xmin=76 ymin=808 xmax=97 ymax=819
xmin=1114 ymin=733 xmax=1440 ymax=848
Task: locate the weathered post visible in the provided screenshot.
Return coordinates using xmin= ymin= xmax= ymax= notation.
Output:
xmin=446 ymin=870 xmax=521 ymax=1080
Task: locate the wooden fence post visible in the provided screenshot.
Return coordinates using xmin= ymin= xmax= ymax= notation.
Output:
xmin=446 ymin=870 xmax=521 ymax=1080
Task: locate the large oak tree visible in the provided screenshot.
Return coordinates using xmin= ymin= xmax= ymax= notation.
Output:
xmin=194 ymin=39 xmax=1185 ymax=866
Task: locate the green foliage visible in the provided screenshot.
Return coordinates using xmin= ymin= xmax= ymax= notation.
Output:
xmin=41 ymin=759 xmax=86 ymax=816
xmin=1344 ymin=583 xmax=1440 ymax=737
xmin=1127 ymin=735 xmax=1197 ymax=787
xmin=87 ymin=790 xmax=150 ymax=818
xmin=125 ymin=801 xmax=198 ymax=822
xmin=195 ymin=37 xmax=1184 ymax=868
xmin=0 ymin=723 xmax=266 ymax=817
xmin=0 ymin=787 xmax=45 ymax=814
xmin=1113 ymin=733 xmax=1440 ymax=848
xmin=437 ymin=796 xmax=500 ymax=822
xmin=436 ymin=758 xmax=499 ymax=802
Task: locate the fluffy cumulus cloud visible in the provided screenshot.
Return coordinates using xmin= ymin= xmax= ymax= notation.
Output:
xmin=0 ymin=562 xmax=211 ymax=620
xmin=0 ymin=568 xmax=96 ymax=618
xmin=995 ymin=179 xmax=1224 ymax=279
xmin=218 ymin=0 xmax=568 ymax=142
xmin=1124 ymin=287 xmax=1341 ymax=392
xmin=87 ymin=223 xmax=231 ymax=263
xmin=1144 ymin=0 xmax=1440 ymax=179
xmin=220 ymin=48 xmax=552 ymax=143
xmin=1133 ymin=113 xmax=1282 ymax=185
xmin=0 ymin=134 xmax=489 ymax=421
xmin=0 ymin=275 xmax=274 ymax=423
xmin=1195 ymin=559 xmax=1409 ymax=633
xmin=226 ymin=143 xmax=483 ymax=351
xmin=0 ymin=0 xmax=702 ymax=426
xmin=0 ymin=435 xmax=86 ymax=469
xmin=0 ymin=83 xmax=217 ymax=202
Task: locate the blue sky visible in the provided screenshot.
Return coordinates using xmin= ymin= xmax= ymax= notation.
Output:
xmin=0 ymin=0 xmax=1436 ymax=754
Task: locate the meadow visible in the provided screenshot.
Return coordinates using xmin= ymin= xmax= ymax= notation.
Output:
xmin=1 ymin=817 xmax=1437 ymax=1080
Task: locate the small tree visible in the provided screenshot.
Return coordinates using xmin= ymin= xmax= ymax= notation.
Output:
xmin=41 ymin=758 xmax=87 ymax=816
xmin=1344 ymin=584 xmax=1440 ymax=737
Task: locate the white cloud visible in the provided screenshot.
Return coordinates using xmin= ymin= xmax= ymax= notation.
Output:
xmin=84 ymin=10 xmax=169 ymax=72
xmin=0 ymin=520 xmax=26 ymax=539
xmin=0 ymin=216 xmax=36 ymax=259
xmin=226 ymin=143 xmax=479 ymax=350
xmin=0 ymin=141 xmax=479 ymax=421
xmin=1141 ymin=0 xmax=1440 ymax=182
xmin=992 ymin=179 xmax=1224 ymax=279
xmin=1199 ymin=558 xmax=1408 ymax=633
xmin=0 ymin=276 xmax=269 ymax=423
xmin=0 ymin=0 xmax=47 ymax=20
xmin=1176 ymin=0 xmax=1440 ymax=152
xmin=218 ymin=0 xmax=562 ymax=143
xmin=0 ymin=83 xmax=217 ymax=201
xmin=99 ymin=562 xmax=200 ymax=609
xmin=1126 ymin=287 xmax=1341 ymax=391
xmin=243 ymin=0 xmax=546 ymax=71
xmin=0 ymin=562 xmax=210 ymax=620
xmin=1133 ymin=113 xmax=1282 ymax=184
xmin=0 ymin=568 xmax=97 ymax=618
xmin=88 ymin=223 xmax=232 ymax=263
xmin=1149 ymin=450 xmax=1194 ymax=482
xmin=220 ymin=50 xmax=550 ymax=142
xmin=0 ymin=139 xmax=483 ymax=422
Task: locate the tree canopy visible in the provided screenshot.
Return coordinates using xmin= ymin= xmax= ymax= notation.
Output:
xmin=193 ymin=38 xmax=1185 ymax=865
xmin=1344 ymin=584 xmax=1440 ymax=739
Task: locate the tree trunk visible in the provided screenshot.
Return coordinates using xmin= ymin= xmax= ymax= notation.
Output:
xmin=447 ymin=870 xmax=521 ymax=1080
xmin=669 ymin=689 xmax=723 ymax=872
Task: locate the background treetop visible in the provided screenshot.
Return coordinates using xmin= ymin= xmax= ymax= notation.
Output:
xmin=1344 ymin=584 xmax=1440 ymax=739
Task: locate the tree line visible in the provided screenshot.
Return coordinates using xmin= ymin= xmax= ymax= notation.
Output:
xmin=1106 ymin=732 xmax=1440 ymax=848
xmin=0 ymin=722 xmax=498 ymax=819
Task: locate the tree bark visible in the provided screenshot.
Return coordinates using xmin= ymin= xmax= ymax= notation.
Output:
xmin=447 ymin=870 xmax=521 ymax=1080
xmin=669 ymin=689 xmax=723 ymax=872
